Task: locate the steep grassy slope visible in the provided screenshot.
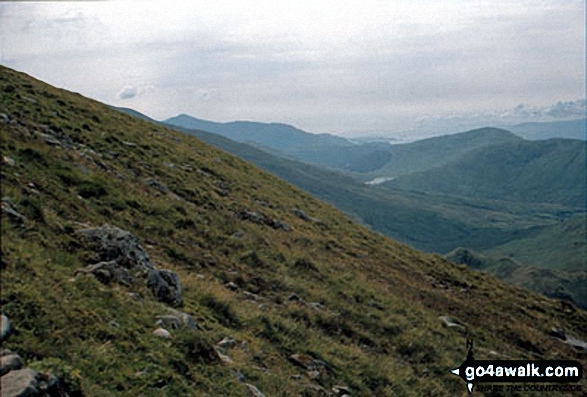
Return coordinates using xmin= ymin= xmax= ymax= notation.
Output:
xmin=2 ymin=66 xmax=586 ymax=396
xmin=446 ymin=248 xmax=587 ymax=310
xmin=387 ymin=139 xmax=586 ymax=208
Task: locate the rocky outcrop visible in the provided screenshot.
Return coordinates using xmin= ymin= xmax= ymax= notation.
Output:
xmin=76 ymin=225 xmax=182 ymax=306
xmin=236 ymin=210 xmax=291 ymax=231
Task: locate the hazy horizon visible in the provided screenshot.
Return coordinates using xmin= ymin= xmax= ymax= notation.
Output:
xmin=1 ymin=1 xmax=585 ymax=138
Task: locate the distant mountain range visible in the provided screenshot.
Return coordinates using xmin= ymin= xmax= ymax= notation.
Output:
xmin=503 ymin=118 xmax=586 ymax=141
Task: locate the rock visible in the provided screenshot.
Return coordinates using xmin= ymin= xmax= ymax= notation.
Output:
xmin=286 ymin=293 xmax=302 ymax=303
xmin=153 ymin=328 xmax=172 ymax=339
xmin=0 ymin=354 xmax=23 ymax=376
xmin=156 ymin=310 xmax=198 ymax=330
xmin=549 ymin=327 xmax=566 ymax=340
xmin=292 ymin=208 xmax=321 ymax=223
xmin=236 ymin=210 xmax=266 ymax=225
xmin=0 ymin=368 xmax=39 ymax=397
xmin=217 ymin=337 xmax=238 ymax=349
xmin=2 ymin=198 xmax=24 ymax=224
xmin=289 ymin=353 xmax=322 ymax=371
xmin=0 ymin=113 xmax=9 ymax=123
xmin=216 ymin=350 xmax=234 ymax=365
xmin=74 ymin=261 xmax=133 ymax=286
xmin=242 ymin=291 xmax=259 ymax=301
xmin=439 ymin=315 xmax=465 ymax=330
xmin=231 ymin=232 xmax=244 ymax=239
xmin=144 ymin=178 xmax=169 ymax=193
xmin=225 ymin=282 xmax=238 ymax=291
xmin=245 ymin=383 xmax=265 ymax=397
xmin=3 ymin=156 xmax=15 ymax=167
xmin=76 ymin=225 xmax=154 ymax=272
xmin=333 ymin=385 xmax=351 ymax=394
xmin=40 ymin=133 xmax=61 ymax=146
xmin=122 ymin=141 xmax=137 ymax=148
xmin=0 ymin=349 xmax=14 ymax=357
xmin=1 ymin=314 xmax=11 ymax=341
xmin=290 ymin=374 xmax=303 ymax=381
xmin=268 ymin=219 xmax=291 ymax=231
xmin=147 ymin=269 xmax=182 ymax=307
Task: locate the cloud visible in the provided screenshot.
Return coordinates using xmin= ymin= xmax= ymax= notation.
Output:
xmin=118 ymin=85 xmax=138 ymax=100
xmin=546 ymin=99 xmax=586 ymax=118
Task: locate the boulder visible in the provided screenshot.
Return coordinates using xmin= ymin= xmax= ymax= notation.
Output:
xmin=0 ymin=354 xmax=23 ymax=376
xmin=217 ymin=337 xmax=238 ymax=349
xmin=147 ymin=269 xmax=182 ymax=307
xmin=76 ymin=225 xmax=153 ymax=272
xmin=439 ymin=315 xmax=465 ymax=330
xmin=156 ymin=310 xmax=198 ymax=330
xmin=74 ymin=261 xmax=133 ymax=286
xmin=0 ymin=368 xmax=39 ymax=397
xmin=153 ymin=328 xmax=172 ymax=339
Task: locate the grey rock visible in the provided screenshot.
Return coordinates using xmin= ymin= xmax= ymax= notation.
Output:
xmin=0 ymin=349 xmax=14 ymax=357
xmin=122 ymin=141 xmax=137 ymax=148
xmin=1 ymin=315 xmax=11 ymax=341
xmin=152 ymin=328 xmax=171 ymax=339
xmin=147 ymin=269 xmax=182 ymax=307
xmin=2 ymin=198 xmax=24 ymax=224
xmin=225 ymin=282 xmax=238 ymax=291
xmin=217 ymin=337 xmax=238 ymax=349
xmin=156 ymin=310 xmax=198 ymax=330
xmin=0 ymin=113 xmax=8 ymax=123
xmin=549 ymin=327 xmax=566 ymax=340
xmin=0 ymin=354 xmax=23 ymax=376
xmin=40 ymin=133 xmax=61 ymax=146
xmin=76 ymin=225 xmax=154 ymax=272
xmin=75 ymin=261 xmax=133 ymax=286
xmin=0 ymin=368 xmax=39 ymax=397
xmin=268 ymin=219 xmax=291 ymax=231
xmin=439 ymin=316 xmax=465 ymax=330
xmin=143 ymin=178 xmax=169 ymax=193
xmin=290 ymin=374 xmax=303 ymax=381
xmin=333 ymin=385 xmax=351 ymax=394
xmin=236 ymin=210 xmax=266 ymax=225
xmin=245 ymin=383 xmax=265 ymax=397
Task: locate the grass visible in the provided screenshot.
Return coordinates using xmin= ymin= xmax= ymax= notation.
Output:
xmin=1 ymin=65 xmax=586 ymax=396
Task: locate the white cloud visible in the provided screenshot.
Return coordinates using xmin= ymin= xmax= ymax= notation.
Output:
xmin=118 ymin=85 xmax=138 ymax=100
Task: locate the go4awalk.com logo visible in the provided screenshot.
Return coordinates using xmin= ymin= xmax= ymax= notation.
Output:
xmin=450 ymin=340 xmax=584 ymax=395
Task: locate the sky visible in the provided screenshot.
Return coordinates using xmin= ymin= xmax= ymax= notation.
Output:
xmin=0 ymin=0 xmax=585 ymax=138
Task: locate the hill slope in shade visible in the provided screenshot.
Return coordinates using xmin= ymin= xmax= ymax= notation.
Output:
xmin=3 ymin=66 xmax=585 ymax=396
xmin=446 ymin=248 xmax=587 ymax=310
xmin=484 ymin=215 xmax=587 ymax=272
xmin=386 ymin=139 xmax=586 ymax=208
xmin=504 ymin=118 xmax=586 ymax=141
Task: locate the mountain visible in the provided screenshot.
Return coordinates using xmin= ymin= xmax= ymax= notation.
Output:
xmin=3 ymin=66 xmax=587 ymax=396
xmin=386 ymin=138 xmax=586 ymax=208
xmin=165 ymin=115 xmax=527 ymax=177
xmin=361 ymin=127 xmax=524 ymax=180
xmin=505 ymin=118 xmax=586 ymax=141
xmin=446 ymin=248 xmax=587 ymax=309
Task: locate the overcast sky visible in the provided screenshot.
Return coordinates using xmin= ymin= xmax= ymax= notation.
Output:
xmin=0 ymin=1 xmax=584 ymax=137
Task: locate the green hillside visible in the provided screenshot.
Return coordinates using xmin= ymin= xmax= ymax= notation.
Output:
xmin=2 ymin=66 xmax=586 ymax=396
xmin=484 ymin=215 xmax=587 ymax=271
xmin=446 ymin=248 xmax=587 ymax=309
xmin=360 ymin=127 xmax=523 ymax=179
xmin=387 ymin=139 xmax=586 ymax=208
